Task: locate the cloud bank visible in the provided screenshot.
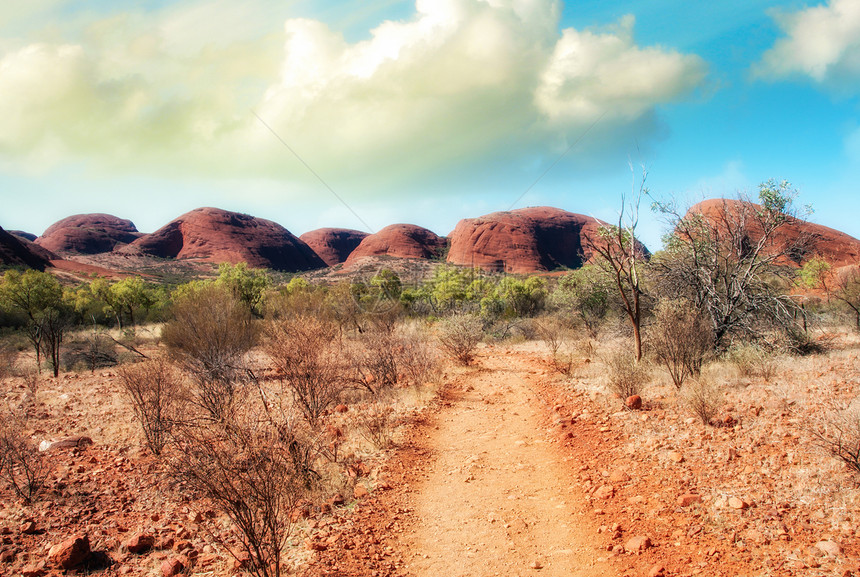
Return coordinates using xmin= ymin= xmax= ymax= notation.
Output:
xmin=0 ymin=0 xmax=706 ymax=187
xmin=756 ymin=0 xmax=860 ymax=93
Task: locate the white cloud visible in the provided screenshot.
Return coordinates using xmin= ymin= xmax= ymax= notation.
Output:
xmin=756 ymin=0 xmax=860 ymax=91
xmin=0 ymin=0 xmax=707 ymax=190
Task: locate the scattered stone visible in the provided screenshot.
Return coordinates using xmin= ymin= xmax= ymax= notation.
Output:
xmin=815 ymin=540 xmax=843 ymax=557
xmin=161 ymin=555 xmax=188 ymax=577
xmin=594 ymin=485 xmax=615 ymax=500
xmin=329 ymin=494 xmax=345 ymax=507
xmin=21 ymin=563 xmax=46 ymax=577
xmin=335 ymin=404 xmax=349 ymax=413
xmin=125 ymin=533 xmax=155 ymax=554
xmin=39 ymin=436 xmax=94 ymax=452
xmin=668 ymin=451 xmax=685 ymax=463
xmin=0 ymin=549 xmax=15 ymax=563
xmin=624 ymin=535 xmax=652 ymax=553
xmin=531 ymin=559 xmax=543 ymax=569
xmin=48 ymin=534 xmax=91 ymax=569
xmin=609 ymin=470 xmax=631 ymax=483
xmin=625 ymin=395 xmax=642 ymax=410
xmin=728 ymin=497 xmax=749 ymax=510
xmin=354 ymin=485 xmax=369 ymax=499
xmin=305 ymin=539 xmax=327 ymax=552
xmin=648 ymin=564 xmax=666 ymax=577
xmin=19 ymin=520 xmax=38 ymax=534
xmin=678 ymin=493 xmax=702 ymax=507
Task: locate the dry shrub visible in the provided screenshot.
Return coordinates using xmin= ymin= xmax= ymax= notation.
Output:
xmin=811 ymin=398 xmax=860 ymax=477
xmin=351 ymin=322 xmax=442 ymax=395
xmin=649 ymin=298 xmax=713 ymax=389
xmin=724 ymin=342 xmax=777 ymax=381
xmin=395 ymin=325 xmax=442 ymax=389
xmin=535 ymin=317 xmax=574 ymax=375
xmin=682 ymin=377 xmax=723 ymax=425
xmin=0 ymin=411 xmax=51 ymax=502
xmin=437 ymin=315 xmax=483 ymax=365
xmin=169 ymin=412 xmax=310 ymax=577
xmin=265 ymin=314 xmax=351 ymax=427
xmin=0 ymin=342 xmax=14 ymax=379
xmin=604 ymin=345 xmax=649 ymax=400
xmin=355 ymin=402 xmax=395 ymax=449
xmin=163 ymin=284 xmax=258 ymax=420
xmin=118 ymin=358 xmax=182 ymax=455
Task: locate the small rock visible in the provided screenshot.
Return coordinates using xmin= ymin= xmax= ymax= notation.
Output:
xmin=625 ymin=395 xmax=642 ymax=410
xmin=0 ymin=549 xmax=15 ymax=563
xmin=354 ymin=485 xmax=369 ymax=499
xmin=19 ymin=520 xmax=38 ymax=534
xmin=624 ymin=535 xmax=652 ymax=553
xmin=594 ymin=485 xmax=615 ymax=500
xmin=125 ymin=533 xmax=155 ymax=554
xmin=329 ymin=494 xmax=345 ymax=507
xmin=815 ymin=540 xmax=843 ymax=557
xmin=609 ymin=470 xmax=631 ymax=483
xmin=531 ymin=559 xmax=543 ymax=569
xmin=728 ymin=497 xmax=749 ymax=510
xmin=677 ymin=493 xmax=702 ymax=507
xmin=648 ymin=564 xmax=666 ymax=577
xmin=161 ymin=556 xmax=188 ymax=577
xmin=40 ymin=436 xmax=94 ymax=452
xmin=305 ymin=539 xmax=327 ymax=552
xmin=21 ymin=563 xmax=46 ymax=577
xmin=668 ymin=451 xmax=684 ymax=463
xmin=48 ymin=534 xmax=91 ymax=569
xmin=335 ymin=404 xmax=348 ymax=413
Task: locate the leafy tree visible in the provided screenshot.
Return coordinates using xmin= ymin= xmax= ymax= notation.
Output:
xmin=0 ymin=270 xmax=73 ymax=376
xmin=651 ymin=180 xmax=811 ymax=349
xmin=496 ymin=276 xmax=547 ymax=318
xmin=216 ymin=263 xmax=271 ymax=316
xmin=798 ymin=257 xmax=831 ymax=291
xmin=552 ymin=265 xmax=613 ymax=338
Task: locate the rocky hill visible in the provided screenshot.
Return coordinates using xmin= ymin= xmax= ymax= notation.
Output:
xmin=0 ymin=226 xmax=52 ymax=271
xmin=345 ymin=224 xmax=447 ymax=265
xmin=120 ymin=207 xmax=325 ymax=272
xmin=447 ymin=206 xmax=626 ymax=273
xmin=36 ymin=214 xmax=141 ymax=254
xmin=300 ymin=228 xmax=369 ymax=267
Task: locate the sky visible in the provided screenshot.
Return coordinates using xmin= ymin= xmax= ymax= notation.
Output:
xmin=0 ymin=0 xmax=859 ymax=252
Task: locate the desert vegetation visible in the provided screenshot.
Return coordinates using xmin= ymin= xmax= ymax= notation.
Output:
xmin=1 ymin=182 xmax=860 ymax=576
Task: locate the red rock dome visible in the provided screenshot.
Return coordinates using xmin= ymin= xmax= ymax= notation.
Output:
xmin=299 ymin=228 xmax=369 ymax=267
xmin=36 ymin=214 xmax=141 ymax=254
xmin=345 ymin=224 xmax=447 ymax=265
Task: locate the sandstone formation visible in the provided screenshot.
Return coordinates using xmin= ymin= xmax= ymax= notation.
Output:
xmin=123 ymin=207 xmax=325 ymax=272
xmin=0 ymin=226 xmax=52 ymax=270
xmin=36 ymin=214 xmax=141 ymax=254
xmin=299 ymin=228 xmax=369 ymax=266
xmin=447 ymin=206 xmax=619 ymax=273
xmin=689 ymin=199 xmax=860 ymax=268
xmin=10 ymin=231 xmax=36 ymax=242
xmin=345 ymin=224 xmax=447 ymax=265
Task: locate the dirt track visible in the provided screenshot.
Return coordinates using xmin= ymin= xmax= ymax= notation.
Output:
xmin=399 ymin=352 xmax=614 ymax=576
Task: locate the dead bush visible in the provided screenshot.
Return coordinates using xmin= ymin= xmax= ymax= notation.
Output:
xmin=118 ymin=358 xmax=182 ymax=455
xmin=355 ymin=402 xmax=395 ymax=449
xmin=169 ymin=412 xmax=309 ymax=577
xmin=604 ymin=345 xmax=649 ymax=400
xmin=162 ymin=284 xmax=258 ymax=420
xmin=351 ymin=323 xmax=442 ymax=395
xmin=535 ymin=317 xmax=574 ymax=375
xmin=811 ymin=398 xmax=860 ymax=477
xmin=437 ymin=315 xmax=483 ymax=365
xmin=649 ymin=298 xmax=713 ymax=389
xmin=682 ymin=377 xmax=723 ymax=425
xmin=724 ymin=342 xmax=777 ymax=381
xmin=0 ymin=411 xmax=51 ymax=502
xmin=265 ymin=314 xmax=351 ymax=427
xmin=396 ymin=324 xmax=442 ymax=389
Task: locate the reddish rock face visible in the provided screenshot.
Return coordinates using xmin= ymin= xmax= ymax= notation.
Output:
xmin=689 ymin=199 xmax=860 ymax=268
xmin=123 ymin=207 xmax=325 ymax=272
xmin=0 ymin=226 xmax=52 ymax=270
xmin=447 ymin=206 xmax=615 ymax=273
xmin=36 ymin=214 xmax=141 ymax=254
xmin=345 ymin=224 xmax=446 ymax=265
xmin=299 ymin=228 xmax=369 ymax=266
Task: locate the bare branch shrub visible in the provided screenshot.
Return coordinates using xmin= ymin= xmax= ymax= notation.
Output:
xmin=437 ymin=315 xmax=483 ymax=365
xmin=724 ymin=342 xmax=777 ymax=380
xmin=810 ymin=398 xmax=860 ymax=477
xmin=351 ymin=322 xmax=442 ymax=395
xmin=681 ymin=377 xmax=723 ymax=425
xmin=395 ymin=324 xmax=442 ymax=389
xmin=169 ymin=412 xmax=309 ymax=577
xmin=162 ymin=284 xmax=258 ymax=421
xmin=264 ymin=314 xmax=350 ymax=427
xmin=118 ymin=358 xmax=182 ymax=455
xmin=535 ymin=317 xmax=574 ymax=375
xmin=649 ymin=298 xmax=713 ymax=389
xmin=604 ymin=345 xmax=649 ymax=400
xmin=0 ymin=411 xmax=51 ymax=502
xmin=355 ymin=402 xmax=395 ymax=449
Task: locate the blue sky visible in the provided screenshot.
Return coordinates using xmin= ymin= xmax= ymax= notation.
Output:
xmin=0 ymin=0 xmax=858 ymax=252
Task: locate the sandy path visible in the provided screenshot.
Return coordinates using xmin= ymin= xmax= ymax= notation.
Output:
xmin=398 ymin=349 xmax=616 ymax=577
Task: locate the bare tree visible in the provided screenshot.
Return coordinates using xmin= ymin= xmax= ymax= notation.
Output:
xmin=830 ymin=264 xmax=860 ymax=331
xmin=651 ymin=180 xmax=811 ymax=349
xmin=648 ymin=298 xmax=713 ymax=389
xmin=585 ymin=165 xmax=649 ymax=361
xmin=118 ymin=358 xmax=182 ymax=455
